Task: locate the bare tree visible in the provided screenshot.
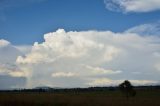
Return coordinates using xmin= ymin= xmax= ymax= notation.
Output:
xmin=119 ymin=80 xmax=136 ymax=99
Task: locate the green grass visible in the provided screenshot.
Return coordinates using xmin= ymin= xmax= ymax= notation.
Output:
xmin=0 ymin=90 xmax=160 ymax=106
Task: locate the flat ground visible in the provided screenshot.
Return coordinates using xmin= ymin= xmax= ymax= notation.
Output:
xmin=0 ymin=90 xmax=160 ymax=106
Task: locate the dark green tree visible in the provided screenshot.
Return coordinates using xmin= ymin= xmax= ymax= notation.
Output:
xmin=119 ymin=80 xmax=136 ymax=99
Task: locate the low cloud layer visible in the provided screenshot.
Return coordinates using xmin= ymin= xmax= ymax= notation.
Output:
xmin=104 ymin=0 xmax=160 ymax=13
xmin=1 ymin=23 xmax=160 ymax=88
xmin=87 ymin=78 xmax=158 ymax=86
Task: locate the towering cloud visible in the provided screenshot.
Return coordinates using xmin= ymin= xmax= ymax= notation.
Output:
xmin=15 ymin=29 xmax=160 ymax=88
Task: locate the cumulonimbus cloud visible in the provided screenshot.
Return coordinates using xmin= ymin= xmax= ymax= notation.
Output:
xmin=14 ymin=28 xmax=160 ymax=88
xmin=104 ymin=0 xmax=160 ymax=13
xmin=16 ymin=29 xmax=120 ymax=65
xmin=1 ymin=22 xmax=160 ymax=88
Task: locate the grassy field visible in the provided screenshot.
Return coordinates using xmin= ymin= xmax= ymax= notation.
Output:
xmin=0 ymin=90 xmax=160 ymax=106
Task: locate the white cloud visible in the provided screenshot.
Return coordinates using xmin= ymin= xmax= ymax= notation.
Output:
xmin=130 ymin=80 xmax=158 ymax=85
xmin=0 ymin=40 xmax=27 ymax=89
xmin=0 ymin=63 xmax=26 ymax=77
xmin=17 ymin=29 xmax=120 ymax=65
xmin=87 ymin=78 xmax=158 ymax=86
xmin=1 ymin=21 xmax=160 ymax=88
xmin=85 ymin=65 xmax=122 ymax=75
xmin=0 ymin=39 xmax=10 ymax=47
xmin=104 ymin=0 xmax=160 ymax=13
xmin=0 ymin=43 xmax=25 ymax=81
xmin=51 ymin=72 xmax=77 ymax=78
xmin=126 ymin=22 xmax=160 ymax=36
xmin=14 ymin=28 xmax=160 ymax=88
xmin=14 ymin=45 xmax=32 ymax=54
xmin=87 ymin=78 xmax=119 ymax=86
xmin=0 ymin=40 xmax=23 ymax=63
xmin=8 ymin=71 xmax=26 ymax=77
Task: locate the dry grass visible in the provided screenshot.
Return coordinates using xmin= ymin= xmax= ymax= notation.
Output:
xmin=0 ymin=90 xmax=160 ymax=106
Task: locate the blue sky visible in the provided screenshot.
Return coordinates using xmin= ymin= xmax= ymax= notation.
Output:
xmin=1 ymin=0 xmax=160 ymax=45
xmin=0 ymin=0 xmax=160 ymax=89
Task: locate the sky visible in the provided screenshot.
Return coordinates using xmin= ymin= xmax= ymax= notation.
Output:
xmin=0 ymin=0 xmax=160 ymax=89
